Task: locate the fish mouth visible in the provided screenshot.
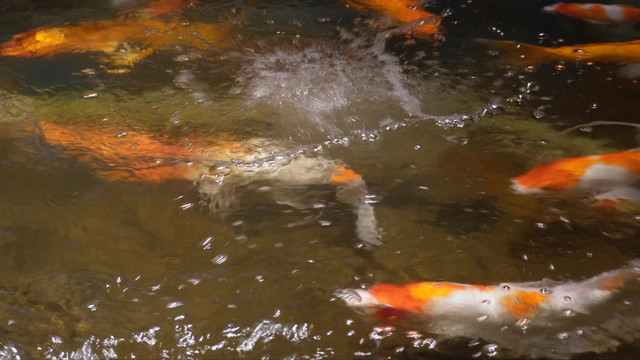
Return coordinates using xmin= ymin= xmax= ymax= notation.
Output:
xmin=334 ymin=288 xmax=380 ymax=307
xmin=510 ymin=178 xmax=539 ymax=194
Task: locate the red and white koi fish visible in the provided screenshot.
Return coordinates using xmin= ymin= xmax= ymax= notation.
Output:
xmin=543 ymin=3 xmax=640 ymax=24
xmin=346 ymin=0 xmax=442 ymax=40
xmin=39 ymin=121 xmax=381 ymax=246
xmin=477 ymin=38 xmax=640 ymax=64
xmin=511 ymin=150 xmax=640 ymax=208
xmin=336 ymin=259 xmax=640 ymax=324
xmin=0 ymin=16 xmax=231 ymax=67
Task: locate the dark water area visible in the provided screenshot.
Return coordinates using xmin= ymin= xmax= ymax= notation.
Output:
xmin=1 ymin=0 xmax=640 ymax=358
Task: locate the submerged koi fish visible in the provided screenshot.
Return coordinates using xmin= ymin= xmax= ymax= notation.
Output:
xmin=336 ymin=259 xmax=640 ymax=324
xmin=477 ymin=38 xmax=640 ymax=65
xmin=543 ymin=3 xmax=640 ymax=24
xmin=0 ymin=17 xmax=231 ymax=66
xmin=39 ymin=121 xmax=382 ymax=246
xmin=511 ymin=150 xmax=640 ymax=207
xmin=346 ymin=0 xmax=442 ymax=40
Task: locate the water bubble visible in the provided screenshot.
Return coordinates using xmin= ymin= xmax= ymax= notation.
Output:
xmin=167 ymin=301 xmax=183 ymax=309
xmin=564 ymin=296 xmax=572 ymax=302
xmin=212 ymin=254 xmax=228 ymax=264
xmin=562 ymin=309 xmax=576 ymax=317
xmin=412 ymin=338 xmax=437 ymax=349
xmin=557 ymin=332 xmax=569 ymax=340
xmin=482 ymin=344 xmax=498 ymax=358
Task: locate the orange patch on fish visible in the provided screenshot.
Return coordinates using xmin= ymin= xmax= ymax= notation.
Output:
xmin=331 ymin=164 xmax=362 ymax=184
xmin=369 ymin=282 xmax=467 ymax=313
xmin=512 ymin=156 xmax=597 ymax=191
xmin=499 ymin=290 xmax=548 ymax=319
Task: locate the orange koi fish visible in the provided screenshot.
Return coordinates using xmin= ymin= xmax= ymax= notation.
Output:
xmin=346 ymin=0 xmax=442 ymax=40
xmin=477 ymin=38 xmax=640 ymax=65
xmin=0 ymin=17 xmax=231 ymax=66
xmin=336 ymin=259 xmax=639 ymax=323
xmin=511 ymin=150 xmax=640 ymax=207
xmin=39 ymin=121 xmax=382 ymax=246
xmin=543 ymin=3 xmax=640 ymax=24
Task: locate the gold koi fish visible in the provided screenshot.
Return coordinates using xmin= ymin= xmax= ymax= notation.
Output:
xmin=477 ymin=38 xmax=640 ymax=65
xmin=1 ymin=17 xmax=232 ymax=66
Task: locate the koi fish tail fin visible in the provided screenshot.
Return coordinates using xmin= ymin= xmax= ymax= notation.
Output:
xmin=476 ymin=39 xmax=557 ymax=65
xmin=333 ymin=166 xmax=382 ymax=247
xmin=591 ymin=259 xmax=640 ymax=292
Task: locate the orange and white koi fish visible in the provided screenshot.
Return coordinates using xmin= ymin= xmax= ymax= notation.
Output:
xmin=346 ymin=0 xmax=442 ymax=40
xmin=0 ymin=16 xmax=231 ymax=67
xmin=511 ymin=150 xmax=640 ymax=207
xmin=336 ymin=259 xmax=640 ymax=323
xmin=543 ymin=3 xmax=640 ymax=24
xmin=477 ymin=38 xmax=640 ymax=65
xmin=39 ymin=121 xmax=382 ymax=246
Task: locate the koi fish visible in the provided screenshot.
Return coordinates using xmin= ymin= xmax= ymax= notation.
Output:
xmin=477 ymin=38 xmax=640 ymax=65
xmin=346 ymin=0 xmax=442 ymax=40
xmin=543 ymin=3 xmax=640 ymax=24
xmin=336 ymin=259 xmax=640 ymax=357
xmin=0 ymin=16 xmax=231 ymax=67
xmin=511 ymin=150 xmax=640 ymax=207
xmin=38 ymin=121 xmax=382 ymax=246
xmin=337 ymin=259 xmax=639 ymax=321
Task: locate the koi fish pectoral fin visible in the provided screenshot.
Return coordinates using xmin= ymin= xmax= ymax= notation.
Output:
xmin=103 ymin=43 xmax=157 ymax=67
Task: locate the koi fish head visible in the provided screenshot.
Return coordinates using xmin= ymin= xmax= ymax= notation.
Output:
xmin=1 ymin=27 xmax=66 ymax=57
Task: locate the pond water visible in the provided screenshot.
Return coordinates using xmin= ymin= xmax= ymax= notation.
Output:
xmin=1 ymin=0 xmax=640 ymax=358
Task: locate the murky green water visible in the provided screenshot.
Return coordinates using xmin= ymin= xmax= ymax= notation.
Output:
xmin=1 ymin=0 xmax=640 ymax=358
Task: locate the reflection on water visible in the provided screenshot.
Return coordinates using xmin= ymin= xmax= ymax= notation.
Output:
xmin=1 ymin=0 xmax=640 ymax=358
